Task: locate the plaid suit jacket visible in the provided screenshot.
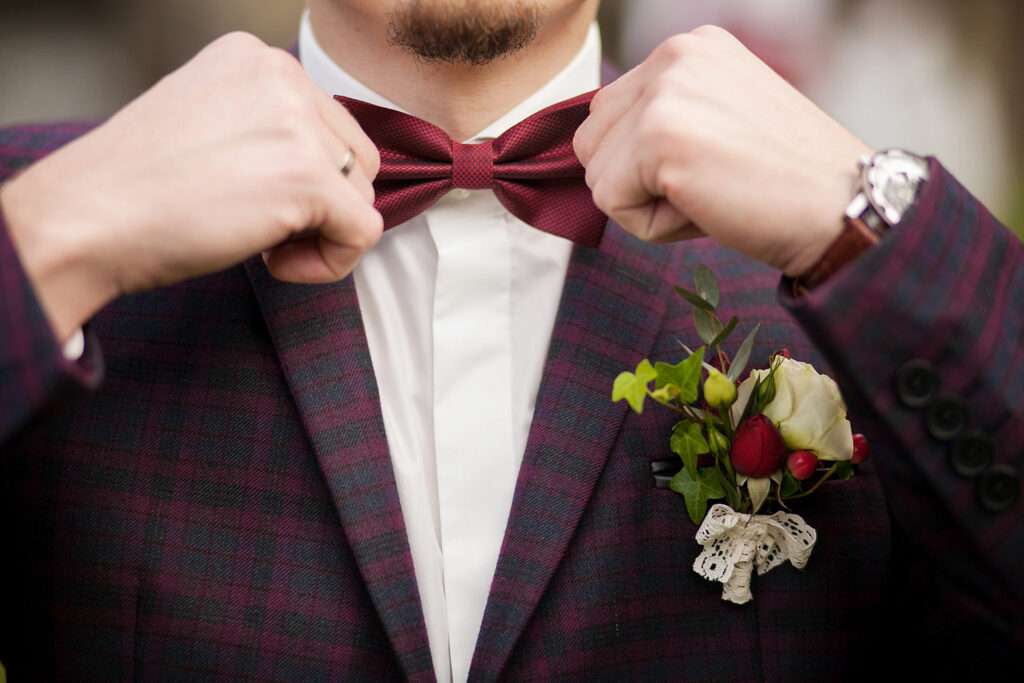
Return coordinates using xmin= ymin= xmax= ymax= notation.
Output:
xmin=1 ymin=117 xmax=1022 ymax=681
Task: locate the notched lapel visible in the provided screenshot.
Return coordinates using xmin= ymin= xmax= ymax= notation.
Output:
xmin=243 ymin=258 xmax=433 ymax=681
xmin=468 ymin=223 xmax=672 ymax=681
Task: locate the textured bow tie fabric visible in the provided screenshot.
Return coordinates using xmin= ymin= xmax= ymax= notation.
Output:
xmin=335 ymin=89 xmax=608 ymax=247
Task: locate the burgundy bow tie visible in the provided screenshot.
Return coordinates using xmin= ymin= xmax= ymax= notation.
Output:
xmin=334 ymin=89 xmax=607 ymax=247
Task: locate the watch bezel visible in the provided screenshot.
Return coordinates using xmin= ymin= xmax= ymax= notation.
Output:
xmin=857 ymin=148 xmax=930 ymax=229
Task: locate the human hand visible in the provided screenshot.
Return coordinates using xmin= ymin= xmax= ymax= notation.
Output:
xmin=0 ymin=32 xmax=382 ymax=341
xmin=573 ymin=26 xmax=873 ymax=277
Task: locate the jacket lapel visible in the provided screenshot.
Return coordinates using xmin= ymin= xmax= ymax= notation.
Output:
xmin=468 ymin=224 xmax=671 ymax=681
xmin=244 ymin=257 xmax=434 ymax=681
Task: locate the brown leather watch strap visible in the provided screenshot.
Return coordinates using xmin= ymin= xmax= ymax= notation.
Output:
xmin=791 ymin=211 xmax=881 ymax=296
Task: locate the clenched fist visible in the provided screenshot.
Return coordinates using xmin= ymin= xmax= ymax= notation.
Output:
xmin=0 ymin=32 xmax=383 ymax=341
xmin=574 ymin=26 xmax=873 ymax=277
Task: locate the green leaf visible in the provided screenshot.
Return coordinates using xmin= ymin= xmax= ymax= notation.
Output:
xmin=669 ymin=468 xmax=725 ymax=525
xmin=693 ymin=309 xmax=723 ymax=346
xmin=714 ymin=468 xmax=741 ymax=509
xmin=780 ymin=470 xmax=801 ymax=497
xmin=700 ymin=468 xmax=726 ymax=499
xmin=671 ymin=421 xmax=710 ymax=478
xmin=693 ymin=265 xmax=720 ymax=309
xmin=706 ymin=424 xmax=729 ymax=457
xmin=655 ymin=347 xmax=705 ymax=404
xmin=612 ymin=359 xmax=657 ymax=413
xmin=747 ymin=477 xmax=772 ymax=515
xmin=726 ymin=323 xmax=761 ymax=382
xmin=834 ymin=461 xmax=855 ymax=480
xmin=674 ymin=285 xmax=716 ymax=312
xmin=709 ymin=316 xmax=739 ymax=349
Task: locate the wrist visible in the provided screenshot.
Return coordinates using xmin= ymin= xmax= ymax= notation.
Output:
xmin=1 ymin=175 xmax=119 ymax=342
xmin=782 ymin=142 xmax=876 ymax=279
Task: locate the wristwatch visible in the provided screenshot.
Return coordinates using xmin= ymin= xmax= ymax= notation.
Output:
xmin=794 ymin=148 xmax=930 ymax=292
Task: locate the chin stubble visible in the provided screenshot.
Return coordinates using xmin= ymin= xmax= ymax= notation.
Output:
xmin=386 ymin=0 xmax=542 ymax=66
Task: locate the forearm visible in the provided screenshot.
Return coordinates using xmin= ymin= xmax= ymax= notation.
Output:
xmin=0 ymin=205 xmax=103 ymax=442
xmin=779 ymin=159 xmax=1024 ymax=620
xmin=0 ymin=179 xmax=117 ymax=342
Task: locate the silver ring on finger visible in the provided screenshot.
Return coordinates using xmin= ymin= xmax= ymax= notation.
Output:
xmin=339 ymin=147 xmax=357 ymax=178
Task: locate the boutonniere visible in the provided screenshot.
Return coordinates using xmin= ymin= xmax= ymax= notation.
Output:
xmin=611 ymin=266 xmax=869 ymax=605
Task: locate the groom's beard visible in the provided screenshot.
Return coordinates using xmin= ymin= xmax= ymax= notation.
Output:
xmin=386 ymin=0 xmax=542 ymax=65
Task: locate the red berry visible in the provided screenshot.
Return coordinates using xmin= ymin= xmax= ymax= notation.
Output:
xmin=787 ymin=450 xmax=818 ymax=481
xmin=730 ymin=415 xmax=787 ymax=478
xmin=852 ymin=433 xmax=870 ymax=464
xmin=776 ymin=348 xmax=792 ymax=359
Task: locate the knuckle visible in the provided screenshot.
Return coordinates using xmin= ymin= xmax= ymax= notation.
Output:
xmin=692 ymin=24 xmax=733 ymax=41
xmin=261 ymin=49 xmax=304 ymax=89
xmin=590 ymin=181 xmax=612 ymax=213
xmin=362 ymin=144 xmax=382 ymax=177
xmin=656 ymin=33 xmax=693 ymax=61
xmin=572 ymin=128 xmax=592 ymax=164
xmin=350 ymin=213 xmax=384 ymax=252
xmin=639 ymin=98 xmax=679 ymax=141
xmin=589 ymin=87 xmax=609 ymax=111
xmin=214 ymin=31 xmax=264 ymax=53
xmin=276 ymin=202 xmax=310 ymax=233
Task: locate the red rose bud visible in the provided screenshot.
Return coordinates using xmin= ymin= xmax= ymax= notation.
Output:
xmin=776 ymin=347 xmax=792 ymax=359
xmin=852 ymin=433 xmax=870 ymax=464
xmin=730 ymin=414 xmax=787 ymax=478
xmin=787 ymin=450 xmax=818 ymax=481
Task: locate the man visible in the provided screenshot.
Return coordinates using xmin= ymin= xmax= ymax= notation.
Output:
xmin=0 ymin=0 xmax=1020 ymax=680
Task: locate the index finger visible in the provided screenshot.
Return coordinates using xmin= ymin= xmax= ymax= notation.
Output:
xmin=574 ymin=59 xmax=658 ymax=166
xmin=307 ymin=81 xmax=381 ymax=179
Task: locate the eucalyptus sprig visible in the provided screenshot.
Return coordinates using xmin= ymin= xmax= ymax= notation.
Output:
xmin=612 ymin=266 xmax=764 ymax=523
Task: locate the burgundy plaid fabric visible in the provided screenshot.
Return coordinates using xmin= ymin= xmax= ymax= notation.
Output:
xmin=336 ymin=91 xmax=608 ymax=247
xmin=1 ymin=119 xmax=1022 ymax=680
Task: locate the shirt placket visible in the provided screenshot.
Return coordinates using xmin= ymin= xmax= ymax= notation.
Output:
xmin=426 ymin=191 xmax=517 ymax=683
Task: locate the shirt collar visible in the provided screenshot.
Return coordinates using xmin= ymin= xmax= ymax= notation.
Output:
xmin=298 ymin=9 xmax=601 ymax=144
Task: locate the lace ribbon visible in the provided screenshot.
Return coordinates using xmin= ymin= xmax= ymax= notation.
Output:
xmin=692 ymin=503 xmax=817 ymax=604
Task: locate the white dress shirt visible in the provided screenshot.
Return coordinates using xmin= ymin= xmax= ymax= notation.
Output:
xmin=300 ymin=11 xmax=600 ymax=683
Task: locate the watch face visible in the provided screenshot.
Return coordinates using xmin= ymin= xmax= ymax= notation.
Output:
xmin=864 ymin=150 xmax=930 ymax=225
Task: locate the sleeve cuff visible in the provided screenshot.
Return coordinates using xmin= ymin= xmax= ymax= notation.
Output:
xmin=62 ymin=326 xmax=85 ymax=361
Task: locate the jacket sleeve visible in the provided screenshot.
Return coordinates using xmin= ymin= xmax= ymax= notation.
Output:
xmin=0 ymin=205 xmax=103 ymax=442
xmin=778 ymin=157 xmax=1023 ymax=651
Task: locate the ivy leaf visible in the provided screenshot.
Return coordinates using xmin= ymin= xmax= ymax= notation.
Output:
xmin=700 ymin=468 xmax=726 ymax=500
xmin=655 ymin=347 xmax=705 ymax=404
xmin=670 ymin=468 xmax=725 ymax=525
xmin=612 ymin=359 xmax=657 ymax=414
xmin=674 ymin=286 xmax=716 ymax=312
xmin=726 ymin=323 xmax=761 ymax=382
xmin=709 ymin=316 xmax=739 ymax=349
xmin=693 ymin=309 xmax=723 ymax=346
xmin=694 ymin=264 xmax=720 ymax=309
xmin=671 ymin=421 xmax=709 ymax=478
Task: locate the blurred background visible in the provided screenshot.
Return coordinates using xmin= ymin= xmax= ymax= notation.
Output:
xmin=1 ymin=0 xmax=1020 ymax=231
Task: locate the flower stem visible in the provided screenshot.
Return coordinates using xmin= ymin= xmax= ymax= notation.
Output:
xmin=784 ymin=463 xmax=840 ymax=500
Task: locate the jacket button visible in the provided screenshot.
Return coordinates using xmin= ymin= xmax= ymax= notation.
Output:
xmin=896 ymin=359 xmax=939 ymax=408
xmin=977 ymin=465 xmax=1020 ymax=513
xmin=926 ymin=394 xmax=969 ymax=441
xmin=949 ymin=431 xmax=995 ymax=478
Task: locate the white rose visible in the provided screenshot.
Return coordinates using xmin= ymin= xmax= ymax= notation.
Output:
xmin=730 ymin=357 xmax=853 ymax=461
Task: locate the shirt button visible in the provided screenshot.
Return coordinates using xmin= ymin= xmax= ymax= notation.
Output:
xmin=895 ymin=359 xmax=940 ymax=408
xmin=926 ymin=394 xmax=969 ymax=442
xmin=449 ymin=188 xmax=471 ymax=200
xmin=976 ymin=464 xmax=1020 ymax=513
xmin=949 ymin=431 xmax=995 ymax=478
